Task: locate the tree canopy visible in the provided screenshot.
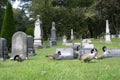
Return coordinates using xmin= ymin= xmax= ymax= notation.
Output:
xmin=1 ymin=0 xmax=120 ymax=40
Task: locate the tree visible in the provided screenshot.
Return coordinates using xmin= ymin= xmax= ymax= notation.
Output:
xmin=0 ymin=0 xmax=7 ymax=34
xmin=1 ymin=1 xmax=15 ymax=50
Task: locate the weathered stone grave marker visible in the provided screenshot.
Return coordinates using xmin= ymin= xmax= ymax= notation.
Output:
xmin=10 ymin=31 xmax=28 ymax=60
xmin=51 ymin=21 xmax=57 ymax=46
xmin=27 ymin=35 xmax=35 ymax=56
xmin=0 ymin=38 xmax=9 ymax=60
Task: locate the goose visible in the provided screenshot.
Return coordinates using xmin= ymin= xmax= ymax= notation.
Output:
xmin=95 ymin=46 xmax=108 ymax=59
xmin=80 ymin=48 xmax=98 ymax=62
xmin=45 ymin=51 xmax=61 ymax=60
xmin=14 ymin=55 xmax=24 ymax=62
xmin=73 ymin=45 xmax=80 ymax=59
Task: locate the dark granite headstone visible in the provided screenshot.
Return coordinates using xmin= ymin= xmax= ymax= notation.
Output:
xmin=0 ymin=38 xmax=9 ymax=60
xmin=51 ymin=21 xmax=57 ymax=46
xmin=27 ymin=35 xmax=36 ymax=56
xmin=10 ymin=31 xmax=28 ymax=60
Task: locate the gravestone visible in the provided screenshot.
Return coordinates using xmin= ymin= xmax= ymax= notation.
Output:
xmin=83 ymin=44 xmax=94 ymax=48
xmin=56 ymin=48 xmax=74 ymax=59
xmin=82 ymin=38 xmax=92 ymax=47
xmin=106 ymin=49 xmax=120 ymax=57
xmin=71 ymin=29 xmax=74 ymax=40
xmin=72 ymin=43 xmax=81 ymax=58
xmin=10 ymin=31 xmax=28 ymax=60
xmin=34 ymin=15 xmax=43 ymax=48
xmin=105 ymin=20 xmax=111 ymax=43
xmin=62 ymin=35 xmax=67 ymax=45
xmin=51 ymin=21 xmax=57 ymax=46
xmin=0 ymin=38 xmax=9 ymax=60
xmin=72 ymin=43 xmax=81 ymax=50
xmin=27 ymin=35 xmax=35 ymax=56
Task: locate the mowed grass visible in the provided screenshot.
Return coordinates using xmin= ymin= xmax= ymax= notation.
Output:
xmin=0 ymin=38 xmax=120 ymax=80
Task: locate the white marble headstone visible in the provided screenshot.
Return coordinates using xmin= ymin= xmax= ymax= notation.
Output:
xmin=62 ymin=35 xmax=67 ymax=45
xmin=11 ymin=31 xmax=28 ymax=60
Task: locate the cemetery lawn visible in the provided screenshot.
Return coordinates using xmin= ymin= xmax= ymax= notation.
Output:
xmin=0 ymin=38 xmax=120 ymax=80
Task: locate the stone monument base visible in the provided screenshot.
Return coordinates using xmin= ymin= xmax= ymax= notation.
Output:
xmin=51 ymin=41 xmax=57 ymax=46
xmin=105 ymin=34 xmax=111 ymax=43
xmin=34 ymin=39 xmax=43 ymax=48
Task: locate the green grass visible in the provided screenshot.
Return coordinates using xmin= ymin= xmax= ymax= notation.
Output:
xmin=0 ymin=38 xmax=120 ymax=80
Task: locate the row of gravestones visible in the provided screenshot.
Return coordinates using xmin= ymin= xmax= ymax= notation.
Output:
xmin=0 ymin=31 xmax=35 ymax=61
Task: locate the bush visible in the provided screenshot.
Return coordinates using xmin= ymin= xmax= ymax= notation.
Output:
xmin=1 ymin=1 xmax=15 ymax=49
xmin=25 ymin=27 xmax=34 ymax=37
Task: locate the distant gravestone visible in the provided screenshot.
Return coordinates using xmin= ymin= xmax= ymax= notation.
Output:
xmin=70 ymin=29 xmax=74 ymax=40
xmin=72 ymin=43 xmax=81 ymax=50
xmin=10 ymin=31 xmax=28 ymax=60
xmin=62 ymin=35 xmax=67 ymax=45
xmin=83 ymin=44 xmax=94 ymax=48
xmin=27 ymin=35 xmax=35 ymax=56
xmin=34 ymin=15 xmax=43 ymax=48
xmin=105 ymin=20 xmax=111 ymax=43
xmin=106 ymin=49 xmax=120 ymax=57
xmin=0 ymin=38 xmax=9 ymax=60
xmin=51 ymin=21 xmax=57 ymax=46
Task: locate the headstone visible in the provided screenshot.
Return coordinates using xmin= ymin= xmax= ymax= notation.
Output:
xmin=118 ymin=32 xmax=120 ymax=38
xmin=51 ymin=21 xmax=57 ymax=46
xmin=111 ymin=35 xmax=116 ymax=38
xmin=10 ymin=31 xmax=28 ymax=60
xmin=34 ymin=15 xmax=43 ymax=48
xmin=56 ymin=48 xmax=74 ymax=59
xmin=62 ymin=35 xmax=67 ymax=45
xmin=72 ymin=43 xmax=81 ymax=50
xmin=65 ymin=42 xmax=73 ymax=46
xmin=27 ymin=35 xmax=36 ymax=56
xmin=83 ymin=44 xmax=94 ymax=48
xmin=106 ymin=49 xmax=120 ymax=57
xmin=105 ymin=20 xmax=111 ymax=43
xmin=71 ymin=29 xmax=74 ymax=40
xmin=82 ymin=38 xmax=92 ymax=47
xmin=0 ymin=38 xmax=9 ymax=60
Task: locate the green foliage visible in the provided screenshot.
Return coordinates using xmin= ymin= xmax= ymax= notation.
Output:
xmin=0 ymin=0 xmax=7 ymax=33
xmin=25 ymin=27 xmax=34 ymax=36
xmin=0 ymin=38 xmax=120 ymax=80
xmin=13 ymin=9 xmax=28 ymax=32
xmin=1 ymin=1 xmax=15 ymax=49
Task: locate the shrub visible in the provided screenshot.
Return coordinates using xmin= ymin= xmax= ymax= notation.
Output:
xmin=1 ymin=1 xmax=15 ymax=49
